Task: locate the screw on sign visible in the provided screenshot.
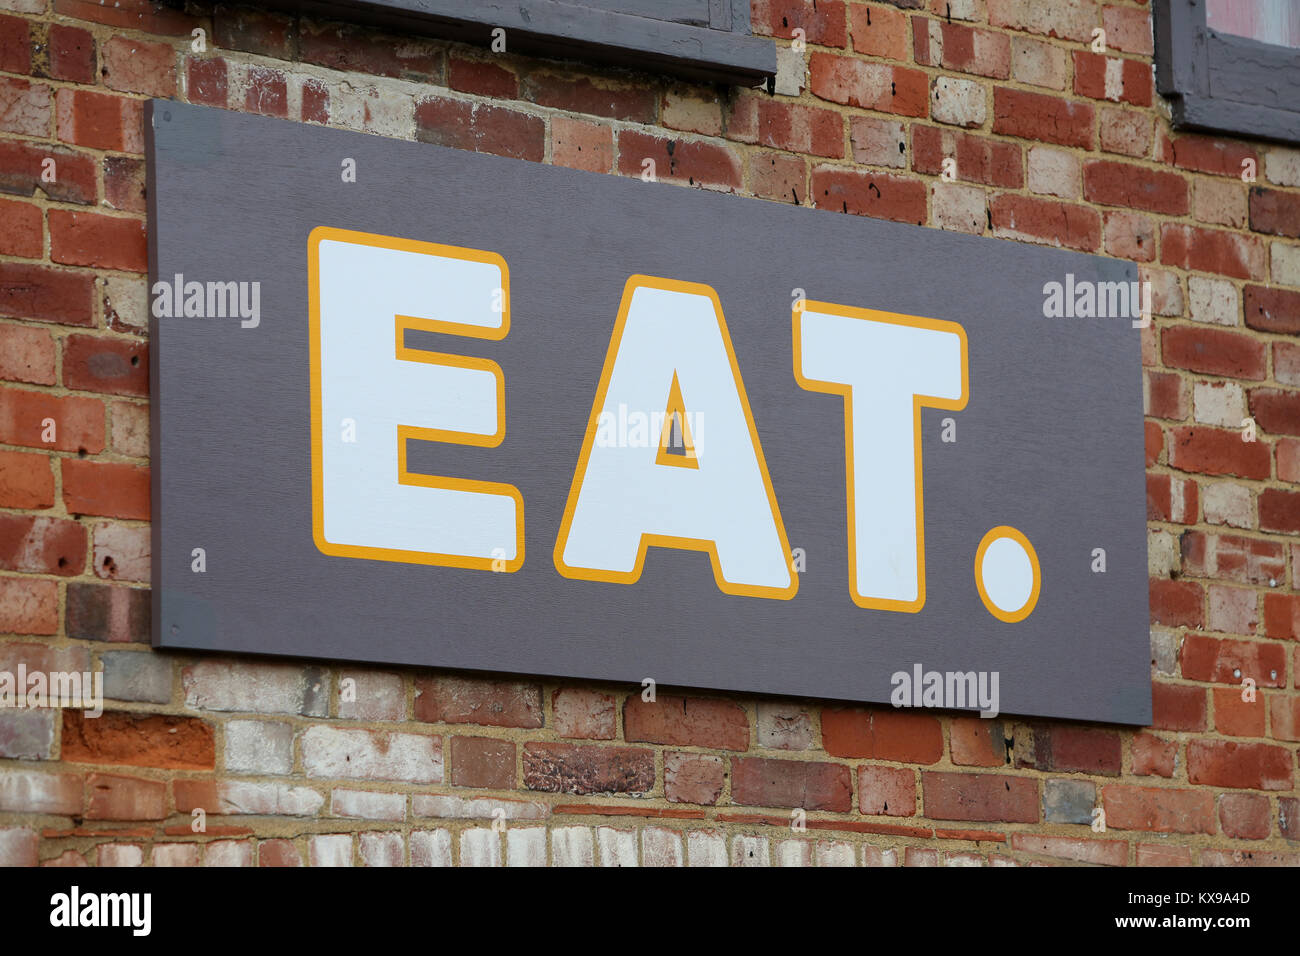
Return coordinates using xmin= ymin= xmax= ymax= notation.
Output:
xmin=308 ymin=226 xmax=1041 ymax=623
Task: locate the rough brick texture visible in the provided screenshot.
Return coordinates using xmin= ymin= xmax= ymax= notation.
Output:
xmin=0 ymin=0 xmax=1296 ymax=868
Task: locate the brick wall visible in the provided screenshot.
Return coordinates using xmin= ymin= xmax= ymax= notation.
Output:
xmin=0 ymin=0 xmax=1297 ymax=867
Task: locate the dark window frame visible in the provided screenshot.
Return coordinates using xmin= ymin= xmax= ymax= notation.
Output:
xmin=1154 ymin=0 xmax=1300 ymax=143
xmin=261 ymin=0 xmax=777 ymax=85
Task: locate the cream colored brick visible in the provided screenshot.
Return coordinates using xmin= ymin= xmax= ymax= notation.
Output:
xmin=931 ymin=76 xmax=986 ymax=128
xmin=1027 ymin=146 xmax=1079 ymax=199
xmin=932 ymin=182 xmax=985 ymax=234
xmin=773 ymin=46 xmax=807 ymax=97
xmin=1188 ymin=276 xmax=1238 ymax=326
xmin=1147 ymin=529 xmax=1179 ymax=577
xmin=1193 ymin=380 xmax=1245 ymax=427
xmin=1272 ymin=242 xmax=1300 ymax=287
xmin=1264 ymin=146 xmax=1300 ymax=187
xmin=1203 ymin=482 xmax=1253 ymax=530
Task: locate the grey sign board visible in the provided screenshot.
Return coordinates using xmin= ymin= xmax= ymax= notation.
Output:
xmin=148 ymin=100 xmax=1151 ymax=724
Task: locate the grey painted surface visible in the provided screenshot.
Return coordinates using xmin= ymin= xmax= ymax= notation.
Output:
xmin=258 ymin=0 xmax=775 ymax=84
xmin=148 ymin=101 xmax=1151 ymax=725
xmin=1155 ymin=0 xmax=1300 ymax=143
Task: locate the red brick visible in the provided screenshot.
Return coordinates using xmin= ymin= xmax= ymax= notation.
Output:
xmin=1138 ymin=843 xmax=1193 ymax=866
xmin=921 ymin=771 xmax=1038 ymax=823
xmin=0 ymin=576 xmax=58 ymax=634
xmin=822 ymin=707 xmax=943 ymax=763
xmin=857 ymin=764 xmax=915 ymax=816
xmin=414 ymin=676 xmax=542 ymax=728
xmin=913 ymin=18 xmax=1011 ymax=79
xmin=616 ymin=131 xmax=741 ymax=190
xmin=1149 ymin=578 xmax=1203 ymax=628
xmin=1131 ymin=732 xmax=1176 ymax=777
xmin=102 ymin=156 xmax=145 ymax=214
xmin=623 ymin=695 xmax=748 ymax=750
xmin=1145 ymin=420 xmax=1162 ymax=465
xmin=258 ymin=839 xmax=302 ymax=866
xmin=1263 ymin=593 xmax=1300 ymax=641
xmin=1168 ymin=426 xmax=1271 ymax=480
xmin=551 ymin=688 xmax=615 ymax=739
xmin=748 ymin=150 xmax=806 ymax=203
xmin=65 ymin=581 xmax=150 ymax=643
xmin=1030 ymin=725 xmax=1122 ymax=774
xmin=299 ymin=20 xmax=438 ymax=81
xmin=212 ymin=6 xmax=294 ymax=58
xmin=1249 ymin=187 xmax=1300 ymax=239
xmin=0 ymin=450 xmax=54 ymax=509
xmin=184 ymin=55 xmax=228 ymax=108
xmin=101 ymin=36 xmax=175 ymax=97
xmin=730 ymin=97 xmax=844 ymax=158
xmin=0 ymin=387 xmax=105 ymax=452
xmin=852 ymin=4 xmax=907 ymax=58
xmin=752 ymin=0 xmax=847 ymax=46
xmin=1103 ymin=785 xmax=1216 ymax=834
xmin=62 ymin=334 xmax=149 ymax=397
xmin=244 ymin=65 xmax=287 ymax=118
xmin=1271 ymin=695 xmax=1300 ymax=742
xmin=0 ymin=142 xmax=97 ymax=206
xmin=523 ymin=71 xmax=655 ymax=123
xmin=0 ymin=77 xmax=51 ymax=137
xmin=1243 ymin=285 xmax=1300 ymax=335
xmin=1103 ymin=209 xmax=1155 ymax=261
xmin=1160 ymin=224 xmax=1265 ymax=280
xmin=1260 ymin=488 xmax=1300 ymax=534
xmin=46 ymin=24 xmax=94 ymax=84
xmin=53 ymin=0 xmax=199 ymax=35
xmin=808 ymin=53 xmax=928 ymax=117
xmin=990 ymin=194 xmax=1100 ymax=251
xmin=1072 ymin=51 xmax=1151 ymax=106
xmin=949 ymin=717 xmax=1007 ymax=767
xmin=551 ymin=116 xmax=612 ymax=174
xmin=1146 ymin=473 xmax=1197 ymax=523
xmin=912 ymin=125 xmax=1023 ymax=188
xmin=49 ymin=211 xmax=147 ymax=273
xmin=0 ymin=515 xmax=86 ymax=576
xmin=1283 ymin=797 xmax=1300 ymax=839
xmin=301 ymin=78 xmax=329 ymax=124
xmin=54 ymin=88 xmax=127 ymax=151
xmin=63 ymin=711 xmax=214 ymax=770
xmin=448 ymin=736 xmax=515 ymax=789
xmin=85 ymin=772 xmax=166 ymax=820
xmin=1181 ymin=635 xmax=1287 ymax=688
xmin=414 ymin=98 xmax=544 ymax=163
xmin=1219 ymin=792 xmax=1271 ymax=839
xmin=1151 ymin=682 xmax=1207 ymax=731
xmin=522 ymin=742 xmax=654 ymax=795
xmin=1180 ymin=531 xmax=1286 ymax=586
xmin=732 ymin=756 xmax=851 ymax=811
xmin=448 ymin=54 xmax=518 ymax=99
xmin=993 ymin=88 xmax=1094 ymax=148
xmin=1163 ymin=133 xmax=1257 ymax=178
xmin=0 ymin=13 xmax=29 ymax=74
xmin=1083 ymin=159 xmax=1186 ymax=215
xmin=811 ymin=166 xmax=926 ymax=224
xmin=1162 ymin=326 xmax=1266 ymax=380
xmin=1213 ymin=686 xmax=1265 ymax=737
xmin=0 ymin=324 xmax=54 ymax=386
xmin=61 ymin=460 xmax=149 ymax=520
xmin=0 ymin=198 xmax=41 ymax=259
xmin=1010 ymin=833 xmax=1127 ymax=866
xmin=664 ymin=751 xmax=724 ymax=805
xmin=1188 ymin=739 xmax=1293 ymax=790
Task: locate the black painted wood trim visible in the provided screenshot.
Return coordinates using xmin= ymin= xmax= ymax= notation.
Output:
xmin=1154 ymin=0 xmax=1300 ymax=144
xmin=257 ymin=0 xmax=777 ymax=85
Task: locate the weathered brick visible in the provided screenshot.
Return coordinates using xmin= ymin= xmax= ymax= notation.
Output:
xmin=414 ymin=675 xmax=542 ymax=728
xmin=523 ymin=742 xmax=654 ymax=796
xmin=1188 ymin=739 xmax=1293 ymax=790
xmin=63 ymin=711 xmax=214 ymax=769
xmin=623 ymin=694 xmax=748 ymax=750
xmin=921 ymin=771 xmax=1038 ymax=822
